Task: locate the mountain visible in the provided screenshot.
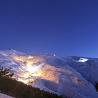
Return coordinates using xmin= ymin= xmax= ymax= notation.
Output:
xmin=0 ymin=50 xmax=98 ymax=98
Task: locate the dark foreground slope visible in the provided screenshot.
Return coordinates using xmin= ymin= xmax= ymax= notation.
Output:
xmin=0 ymin=76 xmax=63 ymax=98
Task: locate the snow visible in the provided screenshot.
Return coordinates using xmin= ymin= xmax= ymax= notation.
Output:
xmin=0 ymin=50 xmax=98 ymax=98
xmin=0 ymin=93 xmax=14 ymax=98
xmin=65 ymin=56 xmax=98 ymax=84
xmin=77 ymin=58 xmax=88 ymax=62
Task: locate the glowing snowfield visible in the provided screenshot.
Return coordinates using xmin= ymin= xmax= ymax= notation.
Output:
xmin=12 ymin=55 xmax=59 ymax=85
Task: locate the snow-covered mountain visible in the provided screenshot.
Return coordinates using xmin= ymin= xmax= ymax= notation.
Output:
xmin=0 ymin=50 xmax=98 ymax=98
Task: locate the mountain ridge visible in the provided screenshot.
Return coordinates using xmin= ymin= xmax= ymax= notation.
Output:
xmin=0 ymin=50 xmax=98 ymax=98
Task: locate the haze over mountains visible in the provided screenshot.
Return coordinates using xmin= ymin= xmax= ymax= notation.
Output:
xmin=0 ymin=50 xmax=98 ymax=98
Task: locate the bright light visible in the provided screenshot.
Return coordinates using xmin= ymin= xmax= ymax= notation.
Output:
xmin=11 ymin=55 xmax=59 ymax=85
xmin=11 ymin=55 xmax=45 ymax=84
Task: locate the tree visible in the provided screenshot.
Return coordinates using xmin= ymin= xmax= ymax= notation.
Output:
xmin=95 ymin=82 xmax=98 ymax=92
xmin=0 ymin=67 xmax=14 ymax=78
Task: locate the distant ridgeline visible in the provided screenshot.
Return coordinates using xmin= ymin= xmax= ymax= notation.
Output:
xmin=0 ymin=68 xmax=64 ymax=98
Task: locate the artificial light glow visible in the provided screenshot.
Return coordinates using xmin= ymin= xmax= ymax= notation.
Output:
xmin=11 ymin=55 xmax=45 ymax=84
xmin=11 ymin=55 xmax=59 ymax=85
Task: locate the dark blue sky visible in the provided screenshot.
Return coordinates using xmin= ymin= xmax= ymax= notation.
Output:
xmin=0 ymin=0 xmax=98 ymax=57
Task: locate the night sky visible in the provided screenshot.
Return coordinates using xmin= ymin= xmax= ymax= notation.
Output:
xmin=0 ymin=0 xmax=98 ymax=57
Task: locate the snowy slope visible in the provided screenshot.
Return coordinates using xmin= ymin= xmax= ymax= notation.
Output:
xmin=0 ymin=50 xmax=98 ymax=98
xmin=64 ymin=56 xmax=98 ymax=84
xmin=0 ymin=93 xmax=14 ymax=98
